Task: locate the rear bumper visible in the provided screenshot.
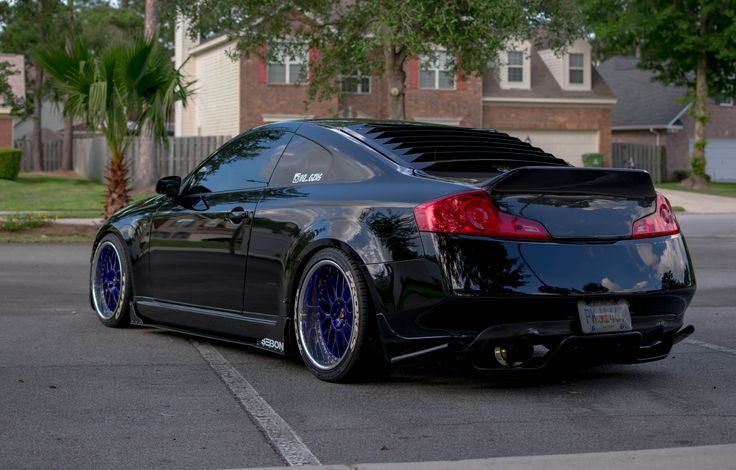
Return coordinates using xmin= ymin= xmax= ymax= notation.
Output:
xmin=376 ymin=308 xmax=693 ymax=367
xmin=364 ymin=232 xmax=696 ymax=366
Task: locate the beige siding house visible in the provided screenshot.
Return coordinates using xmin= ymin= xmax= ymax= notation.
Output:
xmin=175 ymin=24 xmax=240 ymax=137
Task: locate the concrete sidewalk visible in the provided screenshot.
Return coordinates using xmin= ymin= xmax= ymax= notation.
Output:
xmin=658 ymin=188 xmax=736 ymax=214
xmin=0 ymin=212 xmax=102 ymax=226
xmin=54 ymin=218 xmax=102 ymax=226
xmin=247 ymin=444 xmax=736 ymax=470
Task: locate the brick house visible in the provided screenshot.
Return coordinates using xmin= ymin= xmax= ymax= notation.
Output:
xmin=175 ymin=28 xmax=614 ymax=167
xmin=598 ymin=56 xmax=736 ymax=182
xmin=0 ymin=53 xmax=25 ymax=147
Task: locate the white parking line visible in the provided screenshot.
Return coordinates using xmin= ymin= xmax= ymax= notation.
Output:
xmin=191 ymin=340 xmax=320 ymax=466
xmin=684 ymin=338 xmax=736 ymax=355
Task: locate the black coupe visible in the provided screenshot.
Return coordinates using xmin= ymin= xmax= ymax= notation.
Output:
xmin=90 ymin=120 xmax=695 ymax=381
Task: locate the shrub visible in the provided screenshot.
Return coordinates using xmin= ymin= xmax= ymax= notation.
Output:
xmin=582 ymin=152 xmax=604 ymax=168
xmin=0 ymin=147 xmax=22 ymax=180
xmin=0 ymin=213 xmax=56 ymax=232
xmin=672 ymin=168 xmax=691 ymax=182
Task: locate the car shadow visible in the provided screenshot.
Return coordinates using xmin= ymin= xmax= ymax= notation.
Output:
xmin=145 ymin=328 xmax=670 ymax=390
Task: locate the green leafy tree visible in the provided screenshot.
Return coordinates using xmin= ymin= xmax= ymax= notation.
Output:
xmin=177 ymin=0 xmax=584 ymax=120
xmin=76 ymin=3 xmax=145 ymax=53
xmin=0 ymin=61 xmax=31 ymax=119
xmin=39 ymin=38 xmax=193 ymax=217
xmin=0 ymin=0 xmax=65 ymax=171
xmin=76 ymin=0 xmax=177 ymax=54
xmin=583 ymin=0 xmax=736 ymax=187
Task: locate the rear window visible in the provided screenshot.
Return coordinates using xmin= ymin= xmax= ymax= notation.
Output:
xmin=347 ymin=123 xmax=568 ymax=180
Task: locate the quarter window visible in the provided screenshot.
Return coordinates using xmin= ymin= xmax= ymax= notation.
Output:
xmin=569 ymin=53 xmax=584 ymax=85
xmin=507 ymin=51 xmax=524 ymax=82
xmin=267 ymin=45 xmax=307 ymax=84
xmin=419 ymin=51 xmax=454 ymax=89
xmin=184 ymin=130 xmax=293 ymax=194
xmin=270 ymin=135 xmax=334 ymax=187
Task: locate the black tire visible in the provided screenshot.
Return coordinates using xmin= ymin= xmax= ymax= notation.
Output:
xmin=90 ymin=233 xmax=132 ymax=327
xmin=294 ymin=248 xmax=388 ymax=382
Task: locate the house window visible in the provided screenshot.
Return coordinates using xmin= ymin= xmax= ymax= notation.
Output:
xmin=419 ymin=51 xmax=454 ymax=89
xmin=507 ymin=51 xmax=524 ymax=82
xmin=569 ymin=53 xmax=584 ymax=84
xmin=267 ymin=45 xmax=307 ymax=84
xmin=341 ymin=72 xmax=371 ymax=94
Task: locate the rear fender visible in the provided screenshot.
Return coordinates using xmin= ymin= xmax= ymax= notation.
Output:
xmin=281 ymin=209 xmax=422 ymax=318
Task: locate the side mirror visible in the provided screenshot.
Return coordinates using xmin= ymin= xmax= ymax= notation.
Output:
xmin=156 ymin=176 xmax=181 ymax=197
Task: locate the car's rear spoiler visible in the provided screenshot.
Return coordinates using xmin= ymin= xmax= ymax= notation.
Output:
xmin=484 ymin=167 xmax=656 ymax=199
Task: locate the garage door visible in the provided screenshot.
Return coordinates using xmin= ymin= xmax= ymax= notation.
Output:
xmin=697 ymin=138 xmax=736 ymax=182
xmin=501 ymin=130 xmax=599 ymax=167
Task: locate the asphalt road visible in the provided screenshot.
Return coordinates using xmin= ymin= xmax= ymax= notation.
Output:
xmin=1 ymin=213 xmax=735 ymax=469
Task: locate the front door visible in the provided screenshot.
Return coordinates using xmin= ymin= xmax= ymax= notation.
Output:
xmin=149 ymin=190 xmax=258 ymax=312
xmin=146 ymin=128 xmax=295 ymax=317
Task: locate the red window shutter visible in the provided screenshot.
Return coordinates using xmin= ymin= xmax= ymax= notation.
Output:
xmin=257 ymin=45 xmax=268 ymax=84
xmin=308 ymin=48 xmax=320 ymax=80
xmin=309 ymin=48 xmax=320 ymax=64
xmin=456 ymin=67 xmax=466 ymax=90
xmin=407 ymin=58 xmax=419 ymax=89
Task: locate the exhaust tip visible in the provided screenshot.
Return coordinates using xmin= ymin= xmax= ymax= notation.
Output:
xmin=494 ymin=342 xmax=535 ymax=367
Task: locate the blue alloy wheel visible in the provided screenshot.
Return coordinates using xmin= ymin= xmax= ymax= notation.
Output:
xmin=92 ymin=240 xmax=125 ymax=321
xmin=297 ymin=259 xmax=358 ymax=370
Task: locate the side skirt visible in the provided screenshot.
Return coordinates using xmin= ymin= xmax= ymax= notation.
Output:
xmin=134 ymin=297 xmax=291 ymax=355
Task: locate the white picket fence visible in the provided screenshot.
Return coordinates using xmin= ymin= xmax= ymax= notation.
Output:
xmin=15 ymin=135 xmax=231 ymax=183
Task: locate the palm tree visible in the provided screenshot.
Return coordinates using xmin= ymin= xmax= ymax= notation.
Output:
xmin=38 ymin=38 xmax=192 ymax=217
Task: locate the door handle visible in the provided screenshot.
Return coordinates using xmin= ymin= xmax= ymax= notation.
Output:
xmin=227 ymin=207 xmax=250 ymax=222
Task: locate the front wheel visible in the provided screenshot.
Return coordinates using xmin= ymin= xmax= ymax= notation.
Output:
xmin=294 ymin=248 xmax=385 ymax=382
xmin=90 ymin=234 xmax=131 ymax=327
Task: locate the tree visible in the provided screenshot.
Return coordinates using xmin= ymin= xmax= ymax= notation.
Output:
xmin=136 ymin=0 xmax=161 ymax=190
xmin=62 ymin=0 xmax=75 ymax=172
xmin=76 ymin=3 xmax=145 ymax=54
xmin=0 ymin=0 xmax=65 ymax=171
xmin=582 ymin=0 xmax=736 ymax=187
xmin=39 ymin=38 xmax=193 ymax=217
xmin=176 ymin=0 xmax=584 ymax=120
xmin=0 ymin=61 xmax=31 ymax=119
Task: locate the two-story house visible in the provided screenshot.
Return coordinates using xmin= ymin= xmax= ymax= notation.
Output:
xmin=598 ymin=56 xmax=736 ymax=181
xmin=0 ymin=53 xmax=25 ymax=147
xmin=175 ymin=26 xmax=615 ymax=167
xmin=484 ymin=39 xmax=616 ymax=166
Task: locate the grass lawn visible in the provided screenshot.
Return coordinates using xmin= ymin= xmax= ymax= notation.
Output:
xmin=657 ymin=181 xmax=736 ymax=199
xmin=0 ymin=173 xmax=153 ymax=218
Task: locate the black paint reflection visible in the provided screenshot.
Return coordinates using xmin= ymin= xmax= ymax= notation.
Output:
xmin=361 ymin=209 xmax=418 ymax=261
xmin=434 ymin=236 xmax=530 ymax=293
xmin=495 ymin=194 xmax=656 ymax=239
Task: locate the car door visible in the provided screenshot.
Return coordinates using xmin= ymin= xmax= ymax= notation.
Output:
xmin=145 ymin=128 xmax=294 ymax=322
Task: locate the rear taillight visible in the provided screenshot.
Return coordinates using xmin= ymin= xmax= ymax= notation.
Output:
xmin=414 ymin=190 xmax=550 ymax=240
xmin=631 ymin=193 xmax=680 ymax=238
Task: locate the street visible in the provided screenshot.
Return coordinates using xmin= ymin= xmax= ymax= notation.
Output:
xmin=1 ymin=213 xmax=735 ymax=469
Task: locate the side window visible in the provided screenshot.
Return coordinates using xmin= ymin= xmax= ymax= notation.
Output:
xmin=185 ymin=129 xmax=293 ymax=194
xmin=270 ymin=135 xmax=334 ymax=186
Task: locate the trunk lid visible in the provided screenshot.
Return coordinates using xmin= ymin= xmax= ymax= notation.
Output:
xmin=483 ymin=167 xmax=657 ymax=239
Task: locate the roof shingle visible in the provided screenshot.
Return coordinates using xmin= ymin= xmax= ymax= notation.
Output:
xmin=596 ymin=56 xmax=687 ymax=128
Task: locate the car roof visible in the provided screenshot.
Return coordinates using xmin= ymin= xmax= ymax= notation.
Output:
xmin=256 ymin=119 xmax=569 ymax=171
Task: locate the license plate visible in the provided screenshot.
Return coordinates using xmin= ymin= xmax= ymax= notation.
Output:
xmin=577 ymin=300 xmax=632 ymax=334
